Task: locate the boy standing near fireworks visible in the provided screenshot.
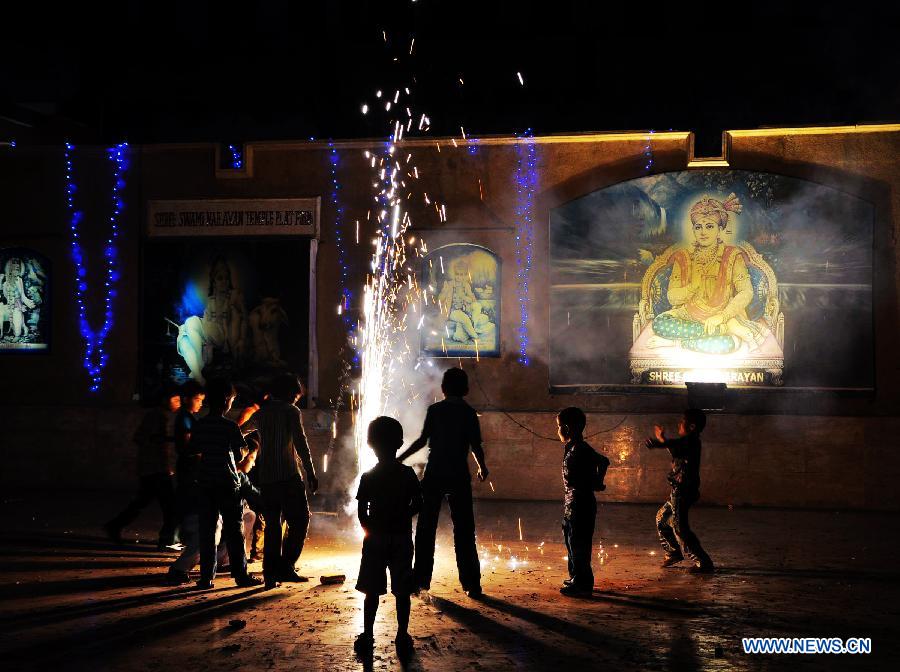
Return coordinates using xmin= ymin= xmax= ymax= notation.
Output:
xmin=398 ymin=367 xmax=489 ymax=598
xmin=557 ymin=407 xmax=609 ymax=596
xmin=645 ymin=409 xmax=714 ymax=573
xmin=354 ymin=416 xmax=422 ymax=658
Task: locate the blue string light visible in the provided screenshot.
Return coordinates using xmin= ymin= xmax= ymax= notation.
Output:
xmin=643 ymin=129 xmax=655 ymax=171
xmin=226 ymin=144 xmax=243 ymax=169
xmin=513 ymin=129 xmax=538 ymax=365
xmin=327 ymin=142 xmax=355 ymax=348
xmin=64 ymin=141 xmax=129 ymax=393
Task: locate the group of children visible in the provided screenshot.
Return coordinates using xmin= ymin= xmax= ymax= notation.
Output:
xmin=354 ymin=367 xmax=713 ymax=655
xmin=109 ymin=366 xmax=714 ymax=658
xmin=106 ymin=373 xmax=319 ymax=589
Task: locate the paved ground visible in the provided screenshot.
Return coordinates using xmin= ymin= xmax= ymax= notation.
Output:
xmin=0 ymin=491 xmax=897 ymax=671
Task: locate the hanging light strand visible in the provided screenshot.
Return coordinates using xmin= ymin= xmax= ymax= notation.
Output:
xmin=513 ymin=129 xmax=538 ymax=365
xmin=64 ymin=142 xmax=129 ymax=392
xmin=327 ymin=142 xmax=355 ymax=336
xmin=227 ymin=143 xmax=243 ymax=169
xmin=643 ymin=129 xmax=655 ymax=171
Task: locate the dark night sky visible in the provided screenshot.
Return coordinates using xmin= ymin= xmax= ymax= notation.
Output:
xmin=2 ymin=1 xmax=898 ymax=153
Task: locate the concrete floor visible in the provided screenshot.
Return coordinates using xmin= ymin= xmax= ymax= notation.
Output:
xmin=1 ymin=492 xmax=897 ymax=672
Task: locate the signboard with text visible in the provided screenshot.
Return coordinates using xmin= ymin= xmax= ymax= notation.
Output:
xmin=147 ymin=198 xmax=319 ymax=238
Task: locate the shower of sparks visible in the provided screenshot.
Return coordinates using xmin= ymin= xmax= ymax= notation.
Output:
xmin=350 ymin=53 xmax=448 ymax=505
xmin=323 ymin=454 xmax=328 ymax=473
xmin=518 ymin=517 xmax=523 ymax=541
xmin=517 ymin=71 xmax=524 ymax=85
xmin=489 ymin=481 xmax=495 ymax=492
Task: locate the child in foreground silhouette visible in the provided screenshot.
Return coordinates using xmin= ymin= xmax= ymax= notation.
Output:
xmin=354 ymin=416 xmax=423 ymax=658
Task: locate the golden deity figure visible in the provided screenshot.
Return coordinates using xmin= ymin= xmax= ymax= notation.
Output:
xmin=647 ymin=194 xmax=768 ymax=354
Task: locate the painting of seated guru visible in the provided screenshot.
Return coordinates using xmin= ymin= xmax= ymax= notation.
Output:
xmin=550 ymin=170 xmax=873 ymax=390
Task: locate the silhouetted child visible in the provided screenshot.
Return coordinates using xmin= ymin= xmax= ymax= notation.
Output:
xmin=397 ymin=367 xmax=488 ymax=597
xmin=354 ymin=416 xmax=423 ymax=658
xmin=646 ymin=409 xmax=714 ymax=573
xmin=557 ymin=407 xmax=610 ymax=596
xmin=193 ymin=379 xmax=262 ymax=589
xmin=105 ymin=383 xmax=180 ymax=549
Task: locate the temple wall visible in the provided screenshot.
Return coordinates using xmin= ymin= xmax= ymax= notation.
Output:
xmin=2 ymin=127 xmax=900 ymax=510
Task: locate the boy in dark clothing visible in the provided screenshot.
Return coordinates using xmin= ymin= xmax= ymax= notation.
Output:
xmin=354 ymin=416 xmax=422 ymax=658
xmin=174 ymin=381 xmax=205 ymax=494
xmin=646 ymin=408 xmax=714 ymax=573
xmin=194 ymin=379 xmax=262 ymax=589
xmin=397 ymin=367 xmax=488 ymax=597
xmin=105 ymin=385 xmax=180 ymax=549
xmin=557 ymin=407 xmax=609 ymax=596
xmin=166 ymin=444 xmax=257 ymax=585
xmin=166 ymin=381 xmax=207 ymax=584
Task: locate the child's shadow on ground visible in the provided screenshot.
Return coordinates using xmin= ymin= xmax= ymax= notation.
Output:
xmin=428 ymin=594 xmax=636 ymax=665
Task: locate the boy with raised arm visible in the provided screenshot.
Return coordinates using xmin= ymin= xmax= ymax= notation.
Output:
xmin=646 ymin=409 xmax=714 ymax=573
xmin=397 ymin=367 xmax=488 ymax=597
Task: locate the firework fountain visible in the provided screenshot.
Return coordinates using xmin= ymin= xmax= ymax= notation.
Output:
xmin=349 ymin=82 xmax=443 ymax=497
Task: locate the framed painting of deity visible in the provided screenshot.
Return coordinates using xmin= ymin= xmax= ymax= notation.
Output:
xmin=550 ymin=170 xmax=874 ymax=390
xmin=420 ymin=243 xmax=501 ymax=358
xmin=0 ymin=247 xmax=50 ymax=352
